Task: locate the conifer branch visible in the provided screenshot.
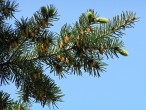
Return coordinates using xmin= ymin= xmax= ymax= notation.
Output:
xmin=0 ymin=0 xmax=138 ymax=109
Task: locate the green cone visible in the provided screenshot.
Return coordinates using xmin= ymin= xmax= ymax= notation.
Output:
xmin=118 ymin=48 xmax=128 ymax=56
xmin=95 ymin=17 xmax=109 ymax=23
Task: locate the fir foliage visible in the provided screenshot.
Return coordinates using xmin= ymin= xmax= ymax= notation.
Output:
xmin=0 ymin=0 xmax=138 ymax=109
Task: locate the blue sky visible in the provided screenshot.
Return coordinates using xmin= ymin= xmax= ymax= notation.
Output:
xmin=1 ymin=0 xmax=146 ymax=110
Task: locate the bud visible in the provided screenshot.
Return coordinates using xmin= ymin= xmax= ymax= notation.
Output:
xmin=35 ymin=23 xmax=39 ymax=30
xmin=33 ymin=72 xmax=41 ymax=79
xmin=11 ymin=41 xmax=18 ymax=48
xmin=31 ymin=32 xmax=35 ymax=37
xmin=48 ymin=8 xmax=55 ymax=16
xmin=80 ymin=29 xmax=84 ymax=35
xmin=87 ymin=11 xmax=93 ymax=19
xmin=55 ymin=64 xmax=63 ymax=73
xmin=41 ymin=6 xmax=48 ymax=15
xmin=98 ymin=46 xmax=104 ymax=54
xmin=61 ymin=57 xmax=65 ymax=63
xmin=65 ymin=57 xmax=69 ymax=64
xmin=57 ymin=54 xmax=61 ymax=60
xmin=87 ymin=25 xmax=92 ymax=32
xmin=95 ymin=17 xmax=109 ymax=23
xmin=45 ymin=38 xmax=51 ymax=46
xmin=59 ymin=41 xmax=64 ymax=48
xmin=88 ymin=59 xmax=95 ymax=68
xmin=87 ymin=11 xmax=94 ymax=22
xmin=3 ymin=8 xmax=10 ymax=17
xmin=64 ymin=35 xmax=70 ymax=44
xmin=39 ymin=44 xmax=48 ymax=55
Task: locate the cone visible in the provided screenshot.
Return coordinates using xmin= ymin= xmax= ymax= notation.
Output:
xmin=95 ymin=17 xmax=109 ymax=23
xmin=118 ymin=48 xmax=128 ymax=56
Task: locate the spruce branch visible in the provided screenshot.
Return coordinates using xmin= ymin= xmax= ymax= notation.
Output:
xmin=0 ymin=0 xmax=138 ymax=109
xmin=93 ymin=11 xmax=137 ymax=39
xmin=50 ymin=10 xmax=138 ymax=77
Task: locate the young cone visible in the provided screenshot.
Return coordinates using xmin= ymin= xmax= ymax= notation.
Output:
xmin=119 ymin=48 xmax=128 ymax=56
xmin=116 ymin=47 xmax=128 ymax=56
xmin=95 ymin=17 xmax=109 ymax=23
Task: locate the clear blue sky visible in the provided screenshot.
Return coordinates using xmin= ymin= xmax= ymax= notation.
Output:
xmin=1 ymin=0 xmax=146 ymax=110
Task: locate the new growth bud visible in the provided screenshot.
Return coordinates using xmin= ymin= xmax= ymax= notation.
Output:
xmin=48 ymin=7 xmax=55 ymax=16
xmin=87 ymin=11 xmax=93 ymax=18
xmin=41 ymin=6 xmax=48 ymax=15
xmin=87 ymin=11 xmax=94 ymax=22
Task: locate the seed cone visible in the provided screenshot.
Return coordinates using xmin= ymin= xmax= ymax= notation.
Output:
xmin=95 ymin=17 xmax=109 ymax=23
xmin=116 ymin=47 xmax=128 ymax=56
